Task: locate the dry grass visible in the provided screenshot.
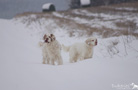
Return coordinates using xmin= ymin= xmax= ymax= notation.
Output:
xmin=115 ymin=21 xmax=137 ymax=31
xmin=14 ymin=1 xmax=138 ymax=38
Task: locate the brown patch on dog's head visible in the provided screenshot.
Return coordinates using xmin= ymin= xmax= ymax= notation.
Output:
xmin=50 ymin=34 xmax=56 ymax=41
xmin=43 ymin=34 xmax=48 ymax=40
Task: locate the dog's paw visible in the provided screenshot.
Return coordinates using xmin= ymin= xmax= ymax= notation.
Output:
xmin=42 ymin=61 xmax=46 ymax=64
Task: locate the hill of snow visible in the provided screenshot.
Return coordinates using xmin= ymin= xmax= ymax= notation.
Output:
xmin=0 ymin=2 xmax=138 ymax=90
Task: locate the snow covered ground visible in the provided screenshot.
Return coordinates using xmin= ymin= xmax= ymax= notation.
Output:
xmin=0 ymin=3 xmax=138 ymax=89
xmin=0 ymin=17 xmax=138 ymax=90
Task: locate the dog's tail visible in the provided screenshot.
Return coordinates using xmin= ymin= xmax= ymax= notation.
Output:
xmin=62 ymin=44 xmax=70 ymax=52
xmin=38 ymin=41 xmax=44 ymax=47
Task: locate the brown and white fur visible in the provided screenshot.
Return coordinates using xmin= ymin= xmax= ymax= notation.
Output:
xmin=39 ymin=34 xmax=63 ymax=65
xmin=62 ymin=37 xmax=97 ymax=63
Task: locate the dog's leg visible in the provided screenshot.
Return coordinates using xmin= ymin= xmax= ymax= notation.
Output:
xmin=79 ymin=54 xmax=85 ymax=61
xmin=57 ymin=55 xmax=63 ymax=65
xmin=47 ymin=58 xmax=50 ymax=64
xmin=80 ymin=57 xmax=84 ymax=61
xmin=69 ymin=57 xmax=74 ymax=63
xmin=51 ymin=59 xmax=55 ymax=65
xmin=70 ymin=55 xmax=78 ymax=63
xmin=74 ymin=55 xmax=78 ymax=62
xmin=42 ymin=57 xmax=46 ymax=64
xmin=69 ymin=50 xmax=77 ymax=63
xmin=46 ymin=53 xmax=50 ymax=64
xmin=80 ymin=54 xmax=84 ymax=61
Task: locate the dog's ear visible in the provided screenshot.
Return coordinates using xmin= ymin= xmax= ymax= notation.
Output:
xmin=51 ymin=34 xmax=56 ymax=41
xmin=50 ymin=34 xmax=53 ymax=36
xmin=53 ymin=35 xmax=56 ymax=40
xmin=43 ymin=34 xmax=48 ymax=40
xmin=85 ymin=38 xmax=91 ymax=45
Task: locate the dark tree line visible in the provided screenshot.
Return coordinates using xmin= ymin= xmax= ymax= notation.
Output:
xmin=69 ymin=0 xmax=138 ymax=9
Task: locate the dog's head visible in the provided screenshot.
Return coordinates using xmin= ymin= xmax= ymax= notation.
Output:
xmin=85 ymin=37 xmax=97 ymax=46
xmin=43 ymin=34 xmax=56 ymax=43
xmin=43 ymin=34 xmax=52 ymax=43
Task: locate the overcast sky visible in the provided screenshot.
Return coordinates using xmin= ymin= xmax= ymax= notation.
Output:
xmin=0 ymin=0 xmax=69 ymax=19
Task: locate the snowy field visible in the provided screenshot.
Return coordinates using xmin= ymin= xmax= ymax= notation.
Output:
xmin=0 ymin=3 xmax=138 ymax=90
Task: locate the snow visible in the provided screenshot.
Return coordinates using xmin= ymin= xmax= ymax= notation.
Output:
xmin=0 ymin=14 xmax=138 ymax=90
xmin=80 ymin=0 xmax=91 ymax=6
xmin=115 ymin=7 xmax=138 ymax=11
xmin=52 ymin=10 xmax=138 ymax=32
xmin=71 ymin=9 xmax=138 ymax=30
xmin=53 ymin=12 xmax=64 ymax=18
xmin=42 ymin=3 xmax=53 ymax=9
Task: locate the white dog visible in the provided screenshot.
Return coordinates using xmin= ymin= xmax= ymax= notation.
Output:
xmin=62 ymin=37 xmax=97 ymax=63
xmin=39 ymin=34 xmax=63 ymax=65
